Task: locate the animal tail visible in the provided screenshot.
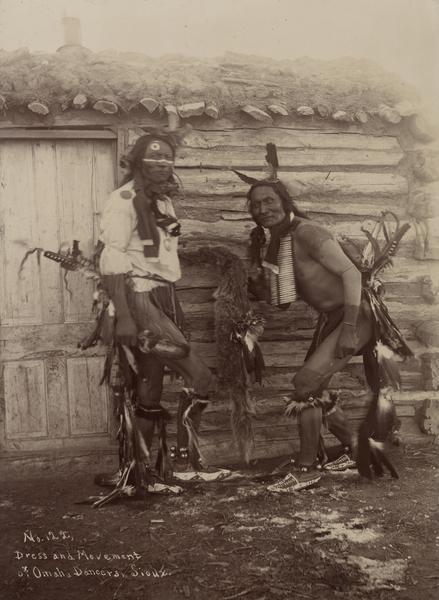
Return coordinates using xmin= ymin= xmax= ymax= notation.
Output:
xmin=230 ymin=388 xmax=255 ymax=464
xmin=357 ymin=342 xmax=399 ymax=479
xmin=357 ymin=391 xmax=399 ymax=479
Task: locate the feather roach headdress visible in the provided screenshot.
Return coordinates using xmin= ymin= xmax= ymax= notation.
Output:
xmin=233 ymin=142 xmax=279 ymax=187
xmin=233 ymin=143 xmax=308 ymax=218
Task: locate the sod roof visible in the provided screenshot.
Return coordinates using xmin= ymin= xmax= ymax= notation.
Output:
xmin=0 ymin=47 xmax=420 ymax=118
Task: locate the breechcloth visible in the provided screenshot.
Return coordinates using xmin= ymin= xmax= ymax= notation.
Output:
xmin=293 ymin=297 xmax=374 ymax=404
xmin=127 ymin=284 xmax=213 ymax=407
xmin=291 ymin=291 xmax=407 ymax=467
xmin=291 ymin=298 xmax=373 ymax=465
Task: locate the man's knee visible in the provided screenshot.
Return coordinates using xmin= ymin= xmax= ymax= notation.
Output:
xmin=293 ymin=368 xmax=322 ymax=400
xmin=195 ymin=366 xmax=215 ymax=397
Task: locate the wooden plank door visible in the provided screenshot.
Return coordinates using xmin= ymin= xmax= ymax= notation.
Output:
xmin=0 ymin=136 xmax=116 ymax=453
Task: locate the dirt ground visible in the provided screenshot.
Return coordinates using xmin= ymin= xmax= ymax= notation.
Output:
xmin=1 ymin=443 xmax=438 ymax=600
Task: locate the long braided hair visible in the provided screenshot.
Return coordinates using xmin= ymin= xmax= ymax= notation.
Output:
xmin=247 ymin=180 xmax=309 ymax=265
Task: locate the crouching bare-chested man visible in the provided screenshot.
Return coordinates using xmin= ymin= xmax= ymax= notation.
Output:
xmin=234 ymin=150 xmax=377 ymax=492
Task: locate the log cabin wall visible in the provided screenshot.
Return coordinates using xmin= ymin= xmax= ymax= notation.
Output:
xmin=164 ymin=116 xmax=439 ymax=463
xmin=0 ymin=48 xmax=438 ymax=465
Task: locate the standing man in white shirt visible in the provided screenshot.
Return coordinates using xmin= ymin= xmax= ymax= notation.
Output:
xmin=96 ymin=130 xmax=229 ymax=490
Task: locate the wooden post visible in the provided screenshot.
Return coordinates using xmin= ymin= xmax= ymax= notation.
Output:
xmin=116 ymin=127 xmax=128 ymax=186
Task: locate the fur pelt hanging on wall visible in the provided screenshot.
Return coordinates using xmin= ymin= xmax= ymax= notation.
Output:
xmin=180 ymin=246 xmax=264 ymax=463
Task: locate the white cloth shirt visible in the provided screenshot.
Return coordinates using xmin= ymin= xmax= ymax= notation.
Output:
xmin=99 ymin=180 xmax=181 ymax=292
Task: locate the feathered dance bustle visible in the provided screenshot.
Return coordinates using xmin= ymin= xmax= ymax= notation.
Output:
xmin=357 ymin=345 xmax=400 ymax=480
xmin=351 ymin=212 xmax=413 ymax=480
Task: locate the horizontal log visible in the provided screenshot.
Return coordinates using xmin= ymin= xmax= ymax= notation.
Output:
xmin=189 ymin=341 xmax=309 ymax=368
xmin=201 ymin=196 xmax=408 ymax=219
xmin=175 ymin=280 xmax=421 ymax=303
xmin=176 ymin=169 xmax=408 ymax=197
xmin=162 ymin=386 xmax=429 ymax=418
xmin=179 ymin=217 xmax=416 ymax=252
xmin=0 ymin=112 xmax=375 ymax=133
xmin=186 ymin=203 xmax=409 ymax=223
xmin=163 ymin=392 xmax=417 ymax=424
xmin=182 ymin=129 xmax=401 ymax=152
xmin=176 ymin=259 xmax=428 ymax=292
xmin=193 ymin=116 xmax=376 ymax=133
xmin=177 ymin=264 xmax=224 ymax=288
xmin=180 ymin=218 xmax=252 ymax=250
xmin=161 ymin=413 xmax=422 ymax=446
xmin=176 ymin=146 xmax=403 ymax=169
xmin=383 ymin=301 xmax=439 ymax=324
xmin=275 ymin=327 xmax=420 ymax=355
xmin=248 ymin=368 xmax=421 ymax=392
xmin=197 ymin=414 xmax=427 ymax=460
xmin=179 ymin=211 xmax=415 ymax=245
xmin=182 ymin=299 xmax=316 ymax=322
xmin=380 ymin=257 xmax=438 ymax=283
xmin=187 ymin=339 xmax=428 ymax=367
xmin=164 ymin=409 xmax=416 ymax=440
xmin=179 ymin=221 xmax=418 ymax=265
xmin=0 ymin=128 xmax=117 ymax=140
xmin=177 ymin=288 xmax=217 ymax=303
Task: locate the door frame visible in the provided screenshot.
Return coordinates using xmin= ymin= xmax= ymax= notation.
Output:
xmin=0 ymin=127 xmax=120 ymax=456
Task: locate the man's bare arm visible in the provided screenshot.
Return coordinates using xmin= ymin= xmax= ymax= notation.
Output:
xmin=297 ymin=224 xmax=362 ymax=358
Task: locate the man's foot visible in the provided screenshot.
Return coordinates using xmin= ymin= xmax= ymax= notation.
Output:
xmin=323 ymin=452 xmax=356 ymax=472
xmin=94 ymin=469 xmax=127 ymax=488
xmin=170 ymin=445 xmax=231 ymax=482
xmin=267 ymin=468 xmax=321 ymax=493
xmin=147 ymin=481 xmax=183 ymax=495
xmin=271 ymin=457 xmax=296 ymax=475
xmin=95 ymin=468 xmax=183 ymax=494
xmin=272 ymin=456 xmax=325 ymax=476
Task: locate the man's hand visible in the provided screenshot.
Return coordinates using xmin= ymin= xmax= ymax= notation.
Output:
xmin=115 ymin=315 xmax=138 ymax=346
xmin=335 ymin=323 xmax=358 ymax=359
xmin=248 ymin=270 xmax=269 ymax=302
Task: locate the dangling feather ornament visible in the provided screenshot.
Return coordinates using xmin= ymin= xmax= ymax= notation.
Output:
xmin=355 ymin=212 xmax=413 ymax=480
xmin=265 ymin=142 xmax=279 ymax=181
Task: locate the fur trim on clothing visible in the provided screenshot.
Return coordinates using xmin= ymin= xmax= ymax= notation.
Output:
xmin=285 ymin=391 xmax=339 ymax=417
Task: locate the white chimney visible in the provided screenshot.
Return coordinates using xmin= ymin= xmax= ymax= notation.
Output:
xmin=62 ymin=16 xmax=82 ymax=46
